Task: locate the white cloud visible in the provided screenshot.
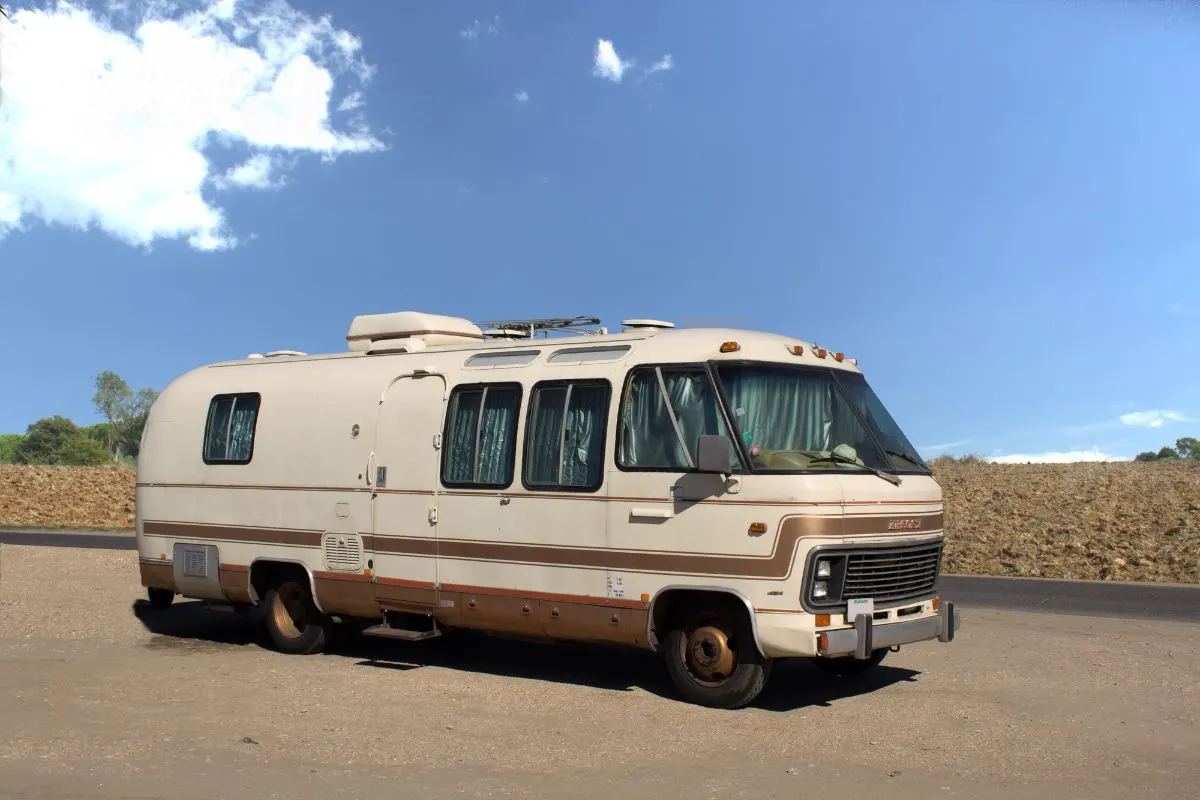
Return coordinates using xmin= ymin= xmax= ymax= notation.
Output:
xmin=337 ymin=91 xmax=364 ymax=112
xmin=460 ymin=16 xmax=498 ymax=41
xmin=514 ymin=89 xmax=529 ymax=103
xmin=645 ymin=54 xmax=673 ymax=74
xmin=987 ymin=448 xmax=1127 ymax=464
xmin=1118 ymin=410 xmax=1194 ymax=429
xmin=592 ymin=38 xmax=631 ymax=83
xmin=919 ymin=439 xmax=971 ymax=454
xmin=0 ymin=0 xmax=383 ymax=252
xmin=213 ymin=153 xmax=287 ymax=190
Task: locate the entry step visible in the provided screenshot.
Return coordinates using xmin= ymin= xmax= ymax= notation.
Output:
xmin=362 ymin=624 xmax=443 ymax=642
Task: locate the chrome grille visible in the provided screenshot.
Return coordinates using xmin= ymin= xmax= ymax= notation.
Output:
xmin=841 ymin=542 xmax=943 ymax=603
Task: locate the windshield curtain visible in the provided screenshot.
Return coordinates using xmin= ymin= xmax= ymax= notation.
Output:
xmin=713 ymin=363 xmax=928 ymax=475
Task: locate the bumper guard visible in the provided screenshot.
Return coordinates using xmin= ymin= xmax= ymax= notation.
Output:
xmin=819 ymin=601 xmax=960 ymax=659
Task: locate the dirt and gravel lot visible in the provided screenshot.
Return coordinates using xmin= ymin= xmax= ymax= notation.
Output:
xmin=2 ymin=460 xmax=1198 ymax=582
xmin=0 ymin=543 xmax=1198 ymax=799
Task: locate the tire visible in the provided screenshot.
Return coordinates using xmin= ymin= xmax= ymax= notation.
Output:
xmin=663 ymin=601 xmax=772 ymax=709
xmin=264 ymin=577 xmax=332 ymax=655
xmin=811 ymin=648 xmax=888 ymax=676
xmin=147 ymin=587 xmax=174 ymax=609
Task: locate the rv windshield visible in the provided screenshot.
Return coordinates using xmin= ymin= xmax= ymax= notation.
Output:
xmin=713 ymin=363 xmax=930 ymax=476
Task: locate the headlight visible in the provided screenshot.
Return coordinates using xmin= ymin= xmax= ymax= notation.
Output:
xmin=813 ymin=581 xmax=828 ymax=599
xmin=816 ymin=559 xmax=831 ymax=578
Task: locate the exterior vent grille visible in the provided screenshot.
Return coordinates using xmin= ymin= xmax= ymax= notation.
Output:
xmin=182 ymin=546 xmax=208 ymax=578
xmin=842 ymin=542 xmax=943 ymax=604
xmin=322 ymin=533 xmax=364 ymax=572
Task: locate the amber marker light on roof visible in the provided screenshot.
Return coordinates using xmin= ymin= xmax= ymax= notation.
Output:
xmin=833 ymin=352 xmax=844 ymax=362
xmin=720 ymin=341 xmax=740 ymax=353
xmin=815 ymin=347 xmax=827 ymax=358
xmin=788 ymin=345 xmax=804 ymax=356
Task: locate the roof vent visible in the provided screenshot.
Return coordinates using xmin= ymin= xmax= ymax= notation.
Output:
xmin=482 ymin=327 xmax=530 ymax=340
xmin=621 ymin=319 xmax=675 ymax=332
xmin=264 ymin=350 xmax=307 ymax=357
xmin=347 ymin=311 xmax=484 ymax=353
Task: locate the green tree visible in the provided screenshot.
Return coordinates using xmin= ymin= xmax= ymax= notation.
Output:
xmin=1134 ymin=450 xmax=1159 ymax=462
xmin=1156 ymin=446 xmax=1180 ymax=460
xmin=1176 ymin=437 xmax=1199 ymax=460
xmin=91 ymin=371 xmax=159 ymax=460
xmin=14 ymin=416 xmax=109 ymax=466
xmin=0 ymin=433 xmax=24 ymax=464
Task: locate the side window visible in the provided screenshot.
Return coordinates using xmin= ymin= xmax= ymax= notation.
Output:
xmin=617 ymin=366 xmax=734 ymax=471
xmin=442 ymin=383 xmax=522 ymax=488
xmin=203 ymin=393 xmax=261 ymax=464
xmin=524 ymin=380 xmax=611 ymax=491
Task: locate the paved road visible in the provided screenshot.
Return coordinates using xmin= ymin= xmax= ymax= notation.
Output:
xmin=3 ymin=528 xmax=1199 ymax=623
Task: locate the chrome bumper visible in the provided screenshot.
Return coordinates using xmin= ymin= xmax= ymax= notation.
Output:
xmin=819 ymin=601 xmax=960 ymax=659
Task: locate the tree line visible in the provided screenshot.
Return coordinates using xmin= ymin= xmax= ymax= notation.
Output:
xmin=0 ymin=371 xmax=159 ymax=466
xmin=1134 ymin=437 xmax=1199 ymax=462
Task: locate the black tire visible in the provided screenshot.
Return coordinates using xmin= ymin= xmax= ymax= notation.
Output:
xmin=147 ymin=587 xmax=174 ymax=609
xmin=264 ymin=577 xmax=332 ymax=655
xmin=811 ymin=648 xmax=888 ymax=676
xmin=663 ymin=600 xmax=772 ymax=709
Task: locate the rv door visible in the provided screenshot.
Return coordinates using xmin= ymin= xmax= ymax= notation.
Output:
xmin=369 ymin=371 xmax=448 ymax=610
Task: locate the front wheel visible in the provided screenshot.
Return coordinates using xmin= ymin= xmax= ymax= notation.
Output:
xmin=146 ymin=587 xmax=174 ymax=609
xmin=264 ymin=578 xmax=332 ymax=655
xmin=663 ymin=606 xmax=772 ymax=709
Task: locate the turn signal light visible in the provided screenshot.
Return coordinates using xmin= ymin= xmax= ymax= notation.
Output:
xmin=815 ymin=614 xmax=831 ymax=627
xmin=932 ymin=596 xmax=941 ymax=611
xmin=720 ymin=341 xmax=740 ymax=353
xmin=748 ymin=522 xmax=767 ymax=534
xmin=817 ymin=633 xmax=829 ymax=652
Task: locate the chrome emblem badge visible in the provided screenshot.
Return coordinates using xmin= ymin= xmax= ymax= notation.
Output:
xmin=887 ymin=518 xmax=922 ymax=531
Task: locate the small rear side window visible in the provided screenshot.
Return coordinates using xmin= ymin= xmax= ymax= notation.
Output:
xmin=203 ymin=393 xmax=261 ymax=464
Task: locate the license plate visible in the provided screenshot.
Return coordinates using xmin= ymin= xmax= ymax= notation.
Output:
xmin=846 ymin=597 xmax=875 ymax=621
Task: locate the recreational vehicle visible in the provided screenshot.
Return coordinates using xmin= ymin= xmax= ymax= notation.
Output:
xmin=135 ymin=311 xmax=959 ymax=709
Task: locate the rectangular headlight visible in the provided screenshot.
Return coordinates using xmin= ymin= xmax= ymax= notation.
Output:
xmin=816 ymin=559 xmax=831 ymax=578
xmin=813 ymin=581 xmax=828 ymax=599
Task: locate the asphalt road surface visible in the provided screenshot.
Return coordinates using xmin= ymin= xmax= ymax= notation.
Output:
xmin=3 ymin=528 xmax=1198 ymax=623
xmin=0 ymin=543 xmax=1197 ymax=799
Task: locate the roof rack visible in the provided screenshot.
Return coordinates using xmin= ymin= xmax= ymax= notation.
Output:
xmin=474 ymin=315 xmax=607 ymax=339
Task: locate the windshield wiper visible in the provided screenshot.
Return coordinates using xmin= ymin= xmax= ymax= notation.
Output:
xmin=885 ymin=449 xmax=925 ymax=469
xmin=808 ymin=452 xmax=902 ymax=486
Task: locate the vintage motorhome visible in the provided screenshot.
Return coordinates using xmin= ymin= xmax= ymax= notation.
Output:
xmin=135 ymin=311 xmax=959 ymax=709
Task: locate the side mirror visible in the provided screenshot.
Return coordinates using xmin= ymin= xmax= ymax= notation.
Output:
xmin=695 ymin=434 xmax=733 ymax=474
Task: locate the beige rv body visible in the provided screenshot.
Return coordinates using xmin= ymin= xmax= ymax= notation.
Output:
xmin=136 ymin=312 xmax=958 ymax=706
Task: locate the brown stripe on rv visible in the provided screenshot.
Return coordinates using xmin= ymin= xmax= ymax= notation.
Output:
xmin=139 ymin=559 xmax=176 ymax=593
xmin=141 ymin=511 xmax=942 ymax=580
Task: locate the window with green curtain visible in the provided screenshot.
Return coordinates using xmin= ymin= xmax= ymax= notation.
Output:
xmin=524 ymin=380 xmax=610 ymax=490
xmin=617 ymin=366 xmax=736 ymax=470
xmin=203 ymin=393 xmax=260 ymax=463
xmin=442 ymin=384 xmax=521 ymax=487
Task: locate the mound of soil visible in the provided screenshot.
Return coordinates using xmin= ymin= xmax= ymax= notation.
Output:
xmin=1 ymin=461 xmax=1197 ymax=582
xmin=0 ymin=465 xmax=136 ymax=530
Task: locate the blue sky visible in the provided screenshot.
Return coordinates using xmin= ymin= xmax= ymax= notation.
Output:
xmin=1 ymin=0 xmax=1198 ymax=462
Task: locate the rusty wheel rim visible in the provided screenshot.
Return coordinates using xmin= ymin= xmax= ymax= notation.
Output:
xmin=271 ymin=582 xmax=308 ymax=639
xmin=680 ymin=619 xmax=738 ymax=687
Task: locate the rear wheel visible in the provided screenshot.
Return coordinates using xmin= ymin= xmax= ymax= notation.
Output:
xmin=146 ymin=587 xmax=174 ymax=609
xmin=264 ymin=577 xmax=332 ymax=655
xmin=663 ymin=602 xmax=772 ymax=709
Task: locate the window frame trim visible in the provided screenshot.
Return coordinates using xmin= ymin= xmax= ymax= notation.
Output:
xmin=201 ymin=391 xmax=262 ymax=466
xmin=613 ymin=362 xmax=746 ymax=475
xmin=439 ymin=380 xmax=524 ymax=490
xmin=520 ymin=377 xmax=612 ymax=494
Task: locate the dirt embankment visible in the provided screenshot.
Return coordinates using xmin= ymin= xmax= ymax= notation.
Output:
xmin=0 ymin=465 xmax=136 ymax=530
xmin=1 ymin=461 xmax=1197 ymax=582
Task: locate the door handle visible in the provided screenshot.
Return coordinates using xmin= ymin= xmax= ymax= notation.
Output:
xmin=629 ymin=508 xmax=674 ymax=520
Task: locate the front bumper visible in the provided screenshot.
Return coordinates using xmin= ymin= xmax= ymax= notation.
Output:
xmin=818 ymin=601 xmax=960 ymax=659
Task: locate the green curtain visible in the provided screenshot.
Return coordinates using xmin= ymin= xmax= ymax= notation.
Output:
xmin=526 ymin=383 xmax=608 ymax=488
xmin=719 ymin=367 xmax=830 ymax=452
xmin=620 ymin=368 xmax=730 ymax=469
xmin=444 ymin=386 xmax=519 ymax=485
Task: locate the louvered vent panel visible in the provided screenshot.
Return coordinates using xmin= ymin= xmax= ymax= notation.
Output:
xmin=322 ymin=533 xmax=363 ymax=572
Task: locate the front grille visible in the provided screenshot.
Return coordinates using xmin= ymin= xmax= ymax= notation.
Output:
xmin=842 ymin=542 xmax=943 ymax=603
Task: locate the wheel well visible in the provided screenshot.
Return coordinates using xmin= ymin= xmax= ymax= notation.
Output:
xmin=650 ymin=588 xmax=761 ymax=654
xmin=250 ymin=560 xmax=312 ymax=606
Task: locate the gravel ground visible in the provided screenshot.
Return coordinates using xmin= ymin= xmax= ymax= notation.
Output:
xmin=0 ymin=544 xmax=1198 ymax=799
